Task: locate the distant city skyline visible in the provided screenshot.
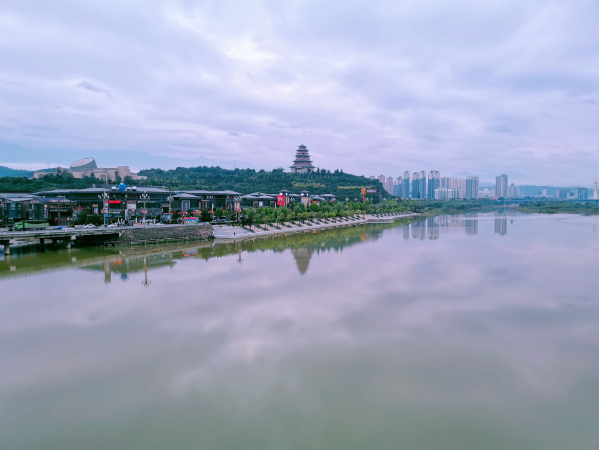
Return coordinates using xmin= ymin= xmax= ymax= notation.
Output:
xmin=1 ymin=141 xmax=597 ymax=188
xmin=374 ymin=168 xmax=595 ymax=199
xmin=1 ymin=1 xmax=599 ymax=184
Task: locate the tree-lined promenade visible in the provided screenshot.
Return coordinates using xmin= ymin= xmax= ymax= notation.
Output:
xmin=233 ymin=198 xmax=419 ymax=230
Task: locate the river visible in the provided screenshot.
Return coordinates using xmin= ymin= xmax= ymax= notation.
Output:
xmin=1 ymin=213 xmax=599 ymax=450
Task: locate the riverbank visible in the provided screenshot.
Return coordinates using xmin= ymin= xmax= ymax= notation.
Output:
xmin=516 ymin=202 xmax=599 ymax=215
xmin=213 ymin=212 xmax=420 ymax=242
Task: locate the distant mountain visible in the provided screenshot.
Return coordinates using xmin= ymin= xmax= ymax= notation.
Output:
xmin=452 ymin=172 xmax=473 ymax=178
xmin=0 ymin=142 xmax=254 ymax=172
xmin=0 ymin=166 xmax=33 ymax=178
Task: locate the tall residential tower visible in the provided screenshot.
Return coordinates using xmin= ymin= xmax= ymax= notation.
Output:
xmin=495 ymin=174 xmax=508 ymax=198
xmin=466 ymin=176 xmax=479 ymax=199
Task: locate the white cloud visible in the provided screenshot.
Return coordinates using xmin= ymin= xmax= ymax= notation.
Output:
xmin=0 ymin=0 xmax=598 ymax=183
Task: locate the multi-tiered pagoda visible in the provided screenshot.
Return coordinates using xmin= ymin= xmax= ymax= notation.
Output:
xmin=290 ymin=144 xmax=315 ymax=173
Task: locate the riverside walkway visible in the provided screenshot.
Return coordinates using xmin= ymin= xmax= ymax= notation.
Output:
xmin=213 ymin=212 xmax=420 ymax=241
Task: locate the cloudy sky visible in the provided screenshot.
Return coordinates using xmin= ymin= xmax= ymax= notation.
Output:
xmin=0 ymin=0 xmax=598 ymax=184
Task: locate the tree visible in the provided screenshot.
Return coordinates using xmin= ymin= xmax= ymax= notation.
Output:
xmin=73 ymin=207 xmax=89 ymax=225
xmin=200 ymin=209 xmax=212 ymax=222
xmin=245 ymin=214 xmax=254 ymax=229
xmin=86 ymin=214 xmax=104 ymax=225
xmin=275 ymin=207 xmax=287 ymax=227
xmin=135 ymin=166 xmax=390 ymax=201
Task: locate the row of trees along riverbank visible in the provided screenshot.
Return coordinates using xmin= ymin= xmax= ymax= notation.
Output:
xmin=235 ymin=199 xmax=420 ymax=228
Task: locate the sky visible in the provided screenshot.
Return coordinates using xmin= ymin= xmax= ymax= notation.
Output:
xmin=0 ymin=0 xmax=598 ymax=184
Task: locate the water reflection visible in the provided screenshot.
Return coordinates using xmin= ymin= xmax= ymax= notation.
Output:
xmin=408 ymin=214 xmax=483 ymax=240
xmin=494 ymin=211 xmax=508 ymax=236
xmin=0 ymin=214 xmax=516 ymax=283
xmin=1 ymin=213 xmax=599 ymax=450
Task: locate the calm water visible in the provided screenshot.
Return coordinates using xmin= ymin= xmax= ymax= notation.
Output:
xmin=1 ymin=213 xmax=599 ymax=450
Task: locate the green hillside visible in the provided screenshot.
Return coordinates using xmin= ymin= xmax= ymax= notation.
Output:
xmin=139 ymin=166 xmax=389 ymax=199
xmin=0 ymin=166 xmax=33 ymax=178
xmin=0 ymin=173 xmax=98 ymax=193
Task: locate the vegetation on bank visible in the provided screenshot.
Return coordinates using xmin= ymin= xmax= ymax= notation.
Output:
xmin=517 ymin=201 xmax=599 ymax=215
xmin=0 ymin=171 xmax=113 ymax=193
xmin=138 ymin=166 xmax=388 ymax=200
xmin=231 ymin=198 xmax=419 ymax=229
xmin=412 ymin=199 xmax=499 ymax=215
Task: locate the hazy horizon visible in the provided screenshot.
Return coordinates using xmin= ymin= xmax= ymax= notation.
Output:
xmin=1 ymin=0 xmax=598 ymax=185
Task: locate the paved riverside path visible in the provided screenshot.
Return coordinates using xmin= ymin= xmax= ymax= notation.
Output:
xmin=212 ymin=213 xmax=420 ymax=241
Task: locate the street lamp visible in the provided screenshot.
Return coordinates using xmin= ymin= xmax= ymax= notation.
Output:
xmin=98 ymin=192 xmax=109 ymax=225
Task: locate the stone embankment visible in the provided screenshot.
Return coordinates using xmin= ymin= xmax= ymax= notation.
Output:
xmin=116 ymin=224 xmax=213 ymax=244
xmin=213 ymin=212 xmax=420 ymax=242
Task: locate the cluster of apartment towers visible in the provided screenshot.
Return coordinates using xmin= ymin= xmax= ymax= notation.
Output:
xmin=372 ymin=172 xmax=491 ymax=200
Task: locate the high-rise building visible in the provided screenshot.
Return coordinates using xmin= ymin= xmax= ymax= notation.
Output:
xmin=441 ymin=177 xmax=459 ymax=189
xmin=427 ymin=170 xmax=440 ymax=199
xmin=594 ymin=180 xmax=599 ymax=200
xmin=541 ymin=189 xmax=548 ymax=198
xmin=412 ymin=172 xmax=420 ymax=199
xmin=556 ymin=188 xmax=568 ymax=200
xmin=507 ymin=183 xmax=519 ymax=199
xmin=385 ymin=177 xmax=394 ymax=194
xmin=290 ymin=145 xmax=315 ymax=173
xmin=458 ymin=179 xmax=467 ymax=198
xmin=575 ymin=188 xmax=588 ymax=200
xmin=378 ymin=174 xmax=385 ymax=185
xmin=418 ymin=170 xmax=427 ymax=199
xmin=393 ymin=183 xmax=403 ymax=197
xmin=465 ymin=176 xmax=479 ymax=199
xmin=403 ymin=171 xmax=411 ymax=199
xmin=435 ymin=187 xmax=459 ymax=199
xmin=495 ymin=174 xmax=508 ymax=198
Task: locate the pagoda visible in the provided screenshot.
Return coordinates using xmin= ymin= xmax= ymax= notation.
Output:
xmin=290 ymin=144 xmax=315 ymax=173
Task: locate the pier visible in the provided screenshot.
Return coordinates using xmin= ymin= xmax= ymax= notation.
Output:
xmin=0 ymin=228 xmax=122 ymax=254
xmin=0 ymin=223 xmax=214 ymax=253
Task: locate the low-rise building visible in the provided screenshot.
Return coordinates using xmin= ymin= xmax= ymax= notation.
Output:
xmin=33 ymin=157 xmax=146 ymax=182
xmin=0 ymin=193 xmax=77 ymax=226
